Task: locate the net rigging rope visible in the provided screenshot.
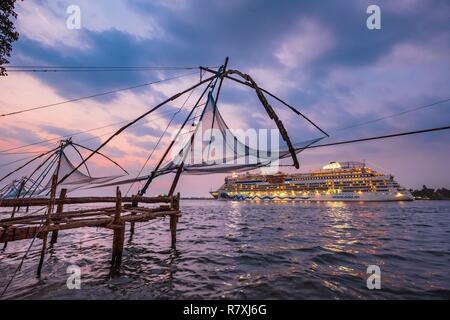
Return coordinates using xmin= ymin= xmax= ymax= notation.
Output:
xmin=0 ymin=101 xmax=206 ymax=154
xmin=125 ymin=75 xmax=202 ymax=196
xmin=0 ymin=109 xmax=199 ymax=171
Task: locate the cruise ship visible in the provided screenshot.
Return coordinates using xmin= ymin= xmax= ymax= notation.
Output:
xmin=210 ymin=161 xmax=413 ymax=201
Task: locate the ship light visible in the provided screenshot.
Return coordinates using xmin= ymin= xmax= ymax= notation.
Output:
xmin=322 ymin=162 xmax=341 ymax=170
xmin=395 ymin=192 xmax=403 ymax=197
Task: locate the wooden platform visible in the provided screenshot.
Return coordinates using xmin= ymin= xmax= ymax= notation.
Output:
xmin=0 ymin=182 xmax=181 ymax=275
xmin=0 ymin=195 xmax=180 ymax=243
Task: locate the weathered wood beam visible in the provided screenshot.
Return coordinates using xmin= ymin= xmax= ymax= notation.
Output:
xmin=111 ymin=187 xmax=124 ymax=268
xmin=0 ymin=205 xmax=178 ymax=227
xmin=129 ymin=195 xmax=138 ymax=238
xmin=0 ymin=210 xmax=180 ymax=243
xmin=51 ymin=188 xmax=67 ymax=244
xmin=0 ymin=195 xmax=174 ymax=207
xmin=0 ymin=206 xmax=118 ymax=226
xmin=226 ymin=69 xmax=300 ymax=168
xmin=200 ymin=66 xmax=329 ymax=137
xmin=3 ymin=179 xmax=26 ymax=249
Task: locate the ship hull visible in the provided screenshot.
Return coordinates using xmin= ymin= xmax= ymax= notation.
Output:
xmin=209 ymin=191 xmax=219 ymax=199
xmin=216 ymin=191 xmax=414 ymax=202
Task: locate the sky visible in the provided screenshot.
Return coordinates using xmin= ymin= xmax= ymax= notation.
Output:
xmin=0 ymin=0 xmax=449 ymax=197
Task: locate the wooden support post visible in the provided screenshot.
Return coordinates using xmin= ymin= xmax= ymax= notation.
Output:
xmin=50 ymin=188 xmax=67 ymax=244
xmin=111 ymin=187 xmax=124 ymax=268
xmin=169 ymin=192 xmax=180 ymax=249
xmin=112 ymin=224 xmax=125 ymax=268
xmin=3 ymin=179 xmax=25 ymax=250
xmin=11 ymin=180 xmax=25 ymax=219
xmin=37 ymin=174 xmax=57 ymax=277
xmin=46 ymin=175 xmax=58 ymax=224
xmin=36 ymin=232 xmax=48 ymax=277
xmin=170 ymin=214 xmax=178 ymax=249
xmin=129 ymin=195 xmax=138 ymax=238
xmin=174 ymin=192 xmax=180 ymax=211
xmin=169 ymin=164 xmax=183 ymax=197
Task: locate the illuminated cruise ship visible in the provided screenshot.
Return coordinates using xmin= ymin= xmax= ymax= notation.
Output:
xmin=210 ymin=161 xmax=413 ymax=201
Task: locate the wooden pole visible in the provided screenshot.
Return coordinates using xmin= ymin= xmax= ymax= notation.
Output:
xmin=169 ymin=192 xmax=180 ymax=249
xmin=129 ymin=195 xmax=138 ymax=240
xmin=168 ymin=164 xmax=184 ymax=197
xmin=11 ymin=179 xmax=25 ymax=219
xmin=37 ymin=174 xmax=57 ymax=277
xmin=58 ymin=75 xmax=216 ymax=187
xmin=138 ymin=75 xmax=216 ymax=196
xmin=165 ymin=61 xmax=228 ymax=197
xmin=111 ymin=187 xmax=124 ymax=268
xmin=36 ymin=233 xmax=48 ymax=277
xmin=0 ymin=195 xmax=174 ymax=207
xmin=200 ymin=66 xmax=329 ymax=137
xmin=3 ymin=179 xmax=25 ymax=249
xmin=50 ymin=188 xmax=67 ymax=244
xmin=170 ymin=214 xmax=177 ymax=249
xmin=226 ymin=69 xmax=300 ymax=169
xmin=112 ymin=225 xmax=125 ymax=268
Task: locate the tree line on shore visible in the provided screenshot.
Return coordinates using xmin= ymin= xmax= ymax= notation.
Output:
xmin=410 ymin=185 xmax=450 ymax=200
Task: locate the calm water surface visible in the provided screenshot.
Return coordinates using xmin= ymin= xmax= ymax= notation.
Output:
xmin=1 ymin=200 xmax=449 ymax=299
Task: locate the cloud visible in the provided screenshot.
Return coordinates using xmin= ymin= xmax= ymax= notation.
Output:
xmin=15 ymin=0 xmax=164 ymax=50
xmin=275 ymin=19 xmax=335 ymax=69
xmin=2 ymin=0 xmax=449 ymax=194
xmin=15 ymin=1 xmax=89 ymax=49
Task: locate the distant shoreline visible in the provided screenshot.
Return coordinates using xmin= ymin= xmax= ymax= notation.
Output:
xmin=412 ymin=198 xmax=450 ymax=201
xmin=410 ymin=186 xmax=450 ymax=201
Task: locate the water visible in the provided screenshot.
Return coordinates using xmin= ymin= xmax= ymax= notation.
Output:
xmin=1 ymin=200 xmax=449 ymax=299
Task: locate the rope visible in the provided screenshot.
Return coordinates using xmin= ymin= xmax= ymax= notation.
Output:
xmin=0 ymin=71 xmax=198 ymax=118
xmin=0 ymin=210 xmax=47 ymax=298
xmin=125 ymin=80 xmax=201 ymax=196
xmin=331 ymin=97 xmax=450 ymax=133
xmin=5 ymin=65 xmax=218 ymax=70
xmin=0 ymin=104 xmax=203 ymax=154
xmin=306 ymin=125 xmax=450 ymax=149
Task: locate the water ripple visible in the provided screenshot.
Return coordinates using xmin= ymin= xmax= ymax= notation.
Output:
xmin=1 ymin=200 xmax=449 ymax=299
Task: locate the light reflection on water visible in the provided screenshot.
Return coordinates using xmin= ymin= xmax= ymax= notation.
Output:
xmin=0 ymin=200 xmax=449 ymax=299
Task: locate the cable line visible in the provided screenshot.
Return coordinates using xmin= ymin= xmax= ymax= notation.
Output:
xmin=0 ymin=100 xmax=205 ymax=154
xmin=331 ymin=97 xmax=450 ymax=133
xmin=307 ymin=125 xmax=450 ymax=149
xmin=0 ymin=71 xmax=198 ymax=118
xmin=6 ymin=65 xmax=214 ymax=70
